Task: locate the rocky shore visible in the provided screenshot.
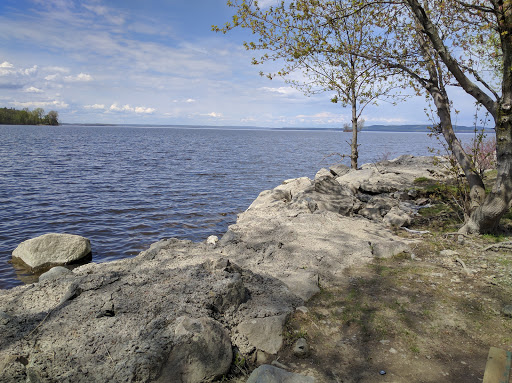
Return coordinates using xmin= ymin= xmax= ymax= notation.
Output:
xmin=0 ymin=155 xmax=449 ymax=382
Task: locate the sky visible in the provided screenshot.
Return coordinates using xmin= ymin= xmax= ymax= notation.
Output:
xmin=0 ymin=0 xmax=481 ymax=127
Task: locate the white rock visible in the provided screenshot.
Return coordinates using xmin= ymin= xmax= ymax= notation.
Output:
xmin=12 ymin=233 xmax=91 ymax=269
xmin=206 ymin=235 xmax=219 ymax=246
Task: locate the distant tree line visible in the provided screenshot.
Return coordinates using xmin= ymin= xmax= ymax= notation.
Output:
xmin=0 ymin=107 xmax=59 ymax=126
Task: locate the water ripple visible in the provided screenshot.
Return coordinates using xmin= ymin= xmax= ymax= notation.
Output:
xmin=0 ymin=125 xmax=454 ymax=289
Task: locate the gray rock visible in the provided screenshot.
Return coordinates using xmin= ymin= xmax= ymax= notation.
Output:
xmin=157 ymin=316 xmax=232 ymax=383
xmin=314 ymin=168 xmax=333 ymax=179
xmin=279 ymin=271 xmax=319 ymax=301
xmin=12 ymin=233 xmax=91 ymax=269
xmin=501 ymin=305 xmax=512 ymax=318
xmin=314 ymin=176 xmax=352 ymax=196
xmin=296 ymin=306 xmax=309 ymax=314
xmin=293 ymin=338 xmax=310 ymax=357
xmin=440 ymin=250 xmax=459 ymax=257
xmin=329 ymin=163 xmax=350 ymax=177
xmin=383 ymin=206 xmax=412 ymax=228
xmin=0 ymin=248 xmax=298 ymax=383
xmin=38 ymin=266 xmax=73 ymax=282
xmin=236 ymin=314 xmax=288 ymax=354
xmin=0 ymin=310 xmax=11 ymax=325
xmin=358 ymin=207 xmax=383 ymax=221
xmin=247 ymin=365 xmax=315 ymax=383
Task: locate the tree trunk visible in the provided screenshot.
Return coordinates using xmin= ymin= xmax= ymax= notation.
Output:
xmin=431 ymin=90 xmax=486 ymax=213
xmin=350 ymin=88 xmax=358 ymax=169
xmin=460 ymin=7 xmax=512 ymax=234
xmin=461 ymin=116 xmax=512 ymax=233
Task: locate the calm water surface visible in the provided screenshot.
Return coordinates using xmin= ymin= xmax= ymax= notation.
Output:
xmin=0 ymin=125 xmax=468 ymax=289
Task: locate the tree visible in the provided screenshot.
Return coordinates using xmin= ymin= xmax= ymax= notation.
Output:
xmin=0 ymin=107 xmax=59 ymax=125
xmin=219 ymin=0 xmax=512 ymax=234
xmin=45 ymin=110 xmax=59 ymax=126
xmin=215 ymin=1 xmax=399 ymax=169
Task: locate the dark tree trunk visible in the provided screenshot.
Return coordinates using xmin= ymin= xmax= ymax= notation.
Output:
xmin=350 ymin=92 xmax=359 ymax=169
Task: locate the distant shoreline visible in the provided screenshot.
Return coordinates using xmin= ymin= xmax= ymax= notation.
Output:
xmin=57 ymin=123 xmax=491 ymax=133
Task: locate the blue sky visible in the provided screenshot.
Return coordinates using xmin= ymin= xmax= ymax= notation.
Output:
xmin=0 ymin=0 xmax=479 ymax=127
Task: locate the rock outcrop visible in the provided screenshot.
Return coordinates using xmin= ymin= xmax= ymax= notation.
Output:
xmin=12 ymin=233 xmax=91 ymax=270
xmin=0 ymin=155 xmax=443 ymax=382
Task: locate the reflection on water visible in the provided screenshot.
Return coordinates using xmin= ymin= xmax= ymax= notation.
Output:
xmin=0 ymin=125 xmax=471 ymax=289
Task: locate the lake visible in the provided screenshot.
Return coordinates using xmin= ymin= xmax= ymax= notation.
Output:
xmin=0 ymin=125 xmax=475 ymax=289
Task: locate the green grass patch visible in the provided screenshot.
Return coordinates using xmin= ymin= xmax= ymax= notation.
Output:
xmin=482 ymin=233 xmax=509 ymax=242
xmin=413 ymin=176 xmax=431 ymax=184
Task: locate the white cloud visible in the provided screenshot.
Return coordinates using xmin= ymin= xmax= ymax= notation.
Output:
xmin=0 ymin=62 xmax=37 ymax=77
xmin=186 ymin=99 xmax=196 ymax=103
xmin=262 ymin=86 xmax=300 ymax=96
xmin=22 ymin=65 xmax=38 ymax=75
xmin=11 ymin=100 xmax=69 ymax=108
xmin=64 ymin=73 xmax=93 ymax=82
xmin=82 ymin=3 xmax=126 ymax=26
xmin=0 ymin=61 xmax=14 ymax=69
xmin=364 ymin=116 xmax=408 ymax=124
xmin=109 ymin=103 xmax=155 ymax=114
xmin=84 ymin=104 xmax=106 ymax=110
xmin=134 ymin=106 xmax=155 ymax=114
xmin=44 ymin=66 xmax=69 ymax=73
xmin=110 ymin=103 xmax=131 ymax=112
xmin=45 ymin=74 xmax=58 ymax=81
xmin=24 ymin=86 xmax=43 ymax=93
xmin=206 ymin=112 xmax=223 ymax=118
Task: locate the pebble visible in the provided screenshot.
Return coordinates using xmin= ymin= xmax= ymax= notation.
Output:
xmin=440 ymin=250 xmax=459 ymax=257
xmin=389 ymin=348 xmax=397 ymax=354
xmin=296 ymin=306 xmax=309 ymax=314
xmin=501 ymin=304 xmax=512 ymax=318
xmin=293 ymin=338 xmax=310 ymax=357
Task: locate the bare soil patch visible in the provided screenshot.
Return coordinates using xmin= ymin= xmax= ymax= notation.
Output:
xmin=269 ymin=232 xmax=512 ymax=383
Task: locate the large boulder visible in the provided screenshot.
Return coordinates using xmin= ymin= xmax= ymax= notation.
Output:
xmin=157 ymin=316 xmax=232 ymax=383
xmin=12 ymin=233 xmax=91 ymax=269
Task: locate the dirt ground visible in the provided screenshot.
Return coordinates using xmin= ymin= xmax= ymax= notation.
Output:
xmin=224 ymin=210 xmax=512 ymax=382
xmin=275 ymin=232 xmax=512 ymax=383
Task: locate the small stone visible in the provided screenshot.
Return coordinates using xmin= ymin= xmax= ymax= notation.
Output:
xmin=256 ymin=350 xmax=270 ymax=365
xmin=501 ymin=305 xmax=512 ymax=318
xmin=379 ymin=370 xmax=386 ymax=375
xmin=293 ymin=338 xmax=310 ymax=357
xmin=440 ymin=250 xmax=459 ymax=257
xmin=389 ymin=348 xmax=397 ymax=354
xmin=271 ymin=360 xmax=289 ymax=370
xmin=296 ymin=306 xmax=309 ymax=314
xmin=206 ymin=235 xmax=219 ymax=246
xmin=379 ymin=340 xmax=390 ymax=345
xmin=0 ymin=310 xmax=11 ymax=325
xmin=247 ymin=365 xmax=315 ymax=383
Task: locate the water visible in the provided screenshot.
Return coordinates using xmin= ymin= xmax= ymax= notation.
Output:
xmin=0 ymin=125 xmax=468 ymax=289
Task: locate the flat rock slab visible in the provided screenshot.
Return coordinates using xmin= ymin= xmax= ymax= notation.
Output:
xmin=236 ymin=314 xmax=288 ymax=354
xmin=0 ymin=240 xmax=300 ymax=383
xmin=12 ymin=233 xmax=91 ymax=269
